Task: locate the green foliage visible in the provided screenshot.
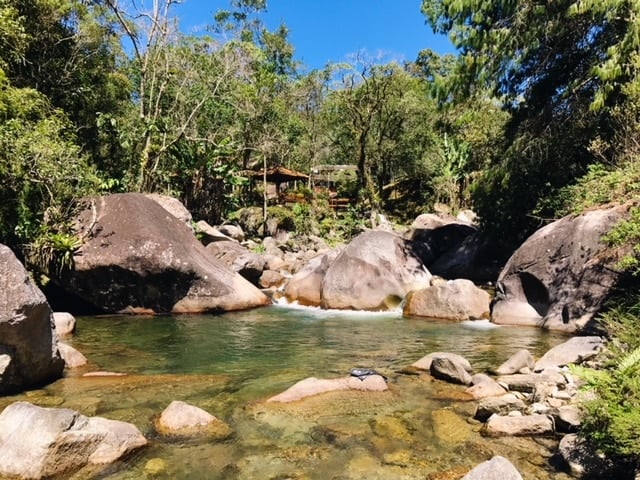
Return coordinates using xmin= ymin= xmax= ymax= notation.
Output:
xmin=602 ymin=206 xmax=640 ymax=274
xmin=574 ymin=295 xmax=640 ymax=460
xmin=422 ymin=0 xmax=640 ymax=248
xmin=28 ymin=230 xmax=81 ymax=278
xmin=0 ymin=68 xmax=101 ymax=251
xmin=291 ymin=202 xmax=312 ymax=235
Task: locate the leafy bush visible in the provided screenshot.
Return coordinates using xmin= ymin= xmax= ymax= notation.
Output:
xmin=573 ymin=294 xmax=640 ymax=464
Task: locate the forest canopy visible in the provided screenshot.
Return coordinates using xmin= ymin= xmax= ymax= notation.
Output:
xmin=0 ymin=0 xmax=638 ymax=254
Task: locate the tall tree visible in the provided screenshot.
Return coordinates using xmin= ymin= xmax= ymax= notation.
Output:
xmin=422 ymin=0 xmax=640 ymax=246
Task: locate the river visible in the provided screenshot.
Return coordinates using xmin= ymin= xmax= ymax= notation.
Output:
xmin=0 ymin=304 xmax=574 ymax=479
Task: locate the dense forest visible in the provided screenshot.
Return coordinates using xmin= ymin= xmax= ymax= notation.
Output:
xmin=1 ymin=0 xmax=640 ymax=465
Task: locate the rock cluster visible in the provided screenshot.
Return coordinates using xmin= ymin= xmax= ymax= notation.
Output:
xmin=410 ymin=336 xmax=607 ymax=476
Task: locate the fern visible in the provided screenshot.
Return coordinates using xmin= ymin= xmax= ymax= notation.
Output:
xmin=616 ymin=346 xmax=640 ymax=375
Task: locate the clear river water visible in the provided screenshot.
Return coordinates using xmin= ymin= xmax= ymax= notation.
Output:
xmin=0 ymin=304 xmax=575 ymax=480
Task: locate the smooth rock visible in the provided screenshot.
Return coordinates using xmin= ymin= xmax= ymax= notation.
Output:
xmin=267 ymin=375 xmax=388 ymax=403
xmin=0 ymin=401 xmax=147 ymax=479
xmin=411 ymin=352 xmax=472 ymax=372
xmin=53 ymin=312 xmax=76 ymax=336
xmin=483 ymin=414 xmax=554 ymax=437
xmin=403 ymin=278 xmax=491 ymax=321
xmin=57 ymin=342 xmax=88 ymax=368
xmin=495 ymin=349 xmax=535 ymax=375
xmin=461 ymin=455 xmax=523 ymax=480
xmin=155 ymin=400 xmax=232 ymax=439
xmin=534 ymin=336 xmax=604 ymax=372
xmin=430 ymin=357 xmax=473 ymax=385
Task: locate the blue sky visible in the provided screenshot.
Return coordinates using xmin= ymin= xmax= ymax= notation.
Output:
xmin=174 ymin=1 xmax=456 ymax=71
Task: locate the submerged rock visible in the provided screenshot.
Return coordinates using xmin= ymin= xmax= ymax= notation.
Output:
xmin=267 ymin=375 xmax=388 ymax=403
xmin=482 ymin=413 xmax=554 ymax=437
xmin=155 ymin=400 xmax=232 ymax=440
xmin=57 ymin=342 xmax=88 ymax=368
xmin=461 ymin=455 xmax=523 ymax=480
xmin=0 ymin=401 xmax=147 ymax=479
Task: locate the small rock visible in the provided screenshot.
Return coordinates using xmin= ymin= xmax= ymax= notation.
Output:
xmin=482 ymin=414 xmax=554 ymax=437
xmin=495 ymin=349 xmax=535 ymax=375
xmin=144 ymin=458 xmax=168 ymax=476
xmin=57 ymin=342 xmax=88 ymax=368
xmin=474 ymin=394 xmax=527 ymax=422
xmin=155 ymin=400 xmax=232 ymax=440
xmin=461 ymin=455 xmax=523 ymax=480
xmin=53 ymin=312 xmax=76 ymax=336
xmin=430 ymin=357 xmax=473 ymax=385
xmin=412 ymin=352 xmax=472 ymax=372
xmin=267 ymin=375 xmax=388 ymax=403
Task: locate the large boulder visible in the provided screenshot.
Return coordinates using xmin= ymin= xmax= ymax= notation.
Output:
xmin=403 ymin=278 xmax=491 ymax=321
xmin=429 ymin=234 xmax=504 ymax=282
xmin=0 ymin=245 xmax=64 ymax=393
xmin=491 ymin=204 xmax=630 ymax=332
xmin=321 ymin=231 xmax=431 ymax=310
xmin=405 ymin=214 xmax=477 ymax=266
xmin=0 ymin=401 xmax=147 ymax=479
xmin=283 ymin=248 xmax=342 ymax=306
xmin=55 ymin=193 xmax=270 ymax=314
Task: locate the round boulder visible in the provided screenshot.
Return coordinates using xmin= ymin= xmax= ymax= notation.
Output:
xmin=321 ymin=231 xmax=431 ymax=311
xmin=403 ymin=278 xmax=490 ymax=321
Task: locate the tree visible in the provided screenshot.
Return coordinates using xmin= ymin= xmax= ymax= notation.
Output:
xmin=0 ymin=68 xmax=100 ymax=253
xmin=422 ymin=0 xmax=640 ymax=246
xmin=1 ymin=0 xmax=131 ymax=180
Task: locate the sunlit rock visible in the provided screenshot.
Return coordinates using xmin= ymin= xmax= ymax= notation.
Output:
xmin=0 ymin=401 xmax=147 ymax=479
xmin=0 ymin=244 xmax=64 ymax=393
xmin=267 ymin=375 xmax=388 ymax=403
xmin=155 ymin=400 xmax=232 ymax=440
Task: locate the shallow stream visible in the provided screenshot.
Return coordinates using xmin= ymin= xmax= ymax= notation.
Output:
xmin=1 ymin=305 xmax=574 ymax=479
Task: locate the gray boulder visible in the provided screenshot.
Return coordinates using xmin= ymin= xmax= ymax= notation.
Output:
xmin=412 ymin=352 xmax=472 ymax=372
xmin=0 ymin=401 xmax=147 ymax=479
xmin=474 ymin=394 xmax=527 ymax=422
xmin=403 ymin=278 xmax=490 ymax=321
xmin=495 ymin=349 xmax=536 ymax=375
xmin=205 ymin=240 xmax=266 ymax=286
xmin=483 ymin=414 xmax=554 ymax=437
xmin=430 ymin=234 xmax=504 ymax=282
xmin=321 ymin=231 xmax=431 ymax=310
xmin=558 ymin=433 xmax=610 ymax=477
xmin=534 ymin=336 xmax=603 ymax=372
xmin=430 ymin=356 xmax=473 ymax=385
xmin=0 ymin=245 xmax=64 ymax=393
xmin=461 ymin=455 xmax=523 ymax=480
xmin=492 ymin=204 xmax=630 ymax=332
xmin=55 ymin=194 xmax=270 ymax=314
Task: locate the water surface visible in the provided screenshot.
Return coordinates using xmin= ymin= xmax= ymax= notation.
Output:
xmin=1 ymin=305 xmax=572 ymax=479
